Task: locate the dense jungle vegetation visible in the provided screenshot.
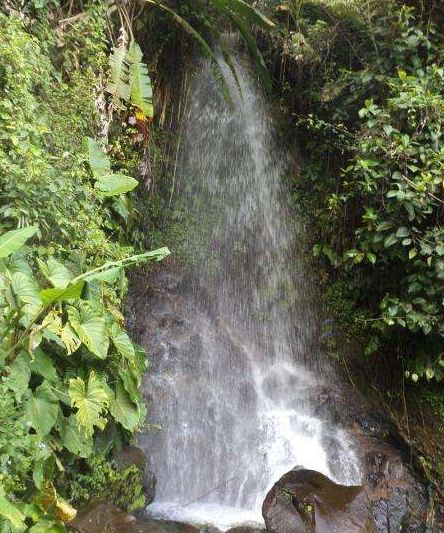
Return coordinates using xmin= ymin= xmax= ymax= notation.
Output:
xmin=0 ymin=0 xmax=444 ymax=530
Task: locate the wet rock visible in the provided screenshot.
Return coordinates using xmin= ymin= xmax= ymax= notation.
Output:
xmin=141 ymin=468 xmax=157 ymax=505
xmin=362 ymin=449 xmax=428 ymax=532
xmin=226 ymin=526 xmax=267 ymax=533
xmin=68 ymin=502 xmax=137 ymax=532
xmin=115 ymin=445 xmax=156 ymax=505
xmin=262 ymin=468 xmax=376 ymax=533
xmin=116 ymin=445 xmax=146 ymax=470
xmin=134 ymin=519 xmax=200 ymax=533
xmin=69 ymin=503 xmax=200 ymax=533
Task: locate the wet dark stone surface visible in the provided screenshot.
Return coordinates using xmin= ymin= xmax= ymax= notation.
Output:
xmin=135 ymin=519 xmax=200 ymax=533
xmin=68 ymin=502 xmax=199 ymax=533
xmin=128 ymin=269 xmax=443 ymax=532
xmin=262 ymin=468 xmax=375 ymax=533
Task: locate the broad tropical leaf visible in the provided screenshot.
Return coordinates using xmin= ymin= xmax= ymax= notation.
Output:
xmin=128 ymin=41 xmax=154 ymax=119
xmin=24 ymin=381 xmax=59 ymax=437
xmin=0 ymin=485 xmax=25 ymax=528
xmin=60 ymin=323 xmax=82 ymax=355
xmin=2 ymin=253 xmax=33 ymax=276
xmin=72 ymin=247 xmax=170 ymax=285
xmin=110 ymin=323 xmax=136 ymax=360
xmin=118 ymin=367 xmax=142 ymax=405
xmin=109 ymin=382 xmax=142 ymax=431
xmin=11 ymin=272 xmax=41 ymax=307
xmin=67 ymin=302 xmax=109 ymax=359
xmin=86 ymin=137 xmax=111 ymax=178
xmin=69 ymin=371 xmax=110 ymax=436
xmin=60 ymin=415 xmax=93 ymax=458
xmin=29 ymin=348 xmax=59 ymax=383
xmin=0 ymin=226 xmax=38 ymax=259
xmin=38 ymin=258 xmax=72 ymax=289
xmin=6 ymin=352 xmax=31 ymax=399
xmin=105 ymin=43 xmax=130 ymax=108
xmin=40 ymin=281 xmax=85 ymax=307
xmin=94 ymin=174 xmax=139 ymax=196
xmin=81 ymin=266 xmax=122 ymax=285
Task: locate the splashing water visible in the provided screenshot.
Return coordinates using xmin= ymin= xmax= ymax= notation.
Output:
xmin=139 ymin=41 xmax=360 ymax=530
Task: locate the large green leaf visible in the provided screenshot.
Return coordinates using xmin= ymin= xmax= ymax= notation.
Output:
xmin=6 ymin=352 xmax=31 ymax=400
xmin=118 ymin=367 xmax=142 ymax=405
xmin=24 ymin=381 xmax=59 ymax=437
xmin=3 ymin=253 xmax=33 ymax=276
xmin=69 ymin=372 xmax=109 ymax=437
xmin=105 ymin=43 xmax=130 ymax=108
xmin=40 ymin=281 xmax=85 ymax=307
xmin=0 ymin=485 xmax=25 ymax=528
xmin=86 ymin=137 xmax=111 ymax=178
xmin=29 ymin=348 xmax=59 ymax=383
xmin=67 ymin=303 xmax=109 ymax=359
xmin=38 ymin=258 xmax=72 ymax=289
xmin=11 ymin=272 xmax=41 ymax=307
xmin=0 ymin=226 xmax=38 ymax=259
xmin=71 ymin=247 xmax=170 ymax=285
xmin=60 ymin=323 xmax=81 ymax=355
xmin=109 ymin=382 xmax=142 ymax=432
xmin=127 ymin=41 xmax=154 ymax=119
xmin=60 ymin=415 xmax=93 ymax=458
xmin=95 ymin=174 xmax=139 ymax=197
xmin=110 ymin=323 xmax=135 ymax=360
xmin=81 ymin=266 xmax=122 ymax=285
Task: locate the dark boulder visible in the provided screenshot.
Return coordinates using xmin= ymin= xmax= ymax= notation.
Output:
xmin=262 ymin=468 xmax=376 ymax=533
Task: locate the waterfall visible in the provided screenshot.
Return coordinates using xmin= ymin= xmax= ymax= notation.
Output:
xmin=140 ymin=41 xmax=360 ymax=530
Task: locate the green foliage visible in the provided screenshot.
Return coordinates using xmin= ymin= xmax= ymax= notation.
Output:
xmin=277 ymin=3 xmax=444 ymax=387
xmin=128 ymin=42 xmax=155 ymax=119
xmin=0 ymin=5 xmax=171 ymax=530
xmin=106 ymin=39 xmax=154 ymax=120
xmin=0 ymin=225 xmax=168 ymax=528
xmin=143 ymin=0 xmax=275 ymax=93
xmin=68 ymin=457 xmax=145 ymax=512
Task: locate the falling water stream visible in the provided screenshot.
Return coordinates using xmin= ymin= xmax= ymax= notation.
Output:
xmin=141 ymin=42 xmax=360 ymax=530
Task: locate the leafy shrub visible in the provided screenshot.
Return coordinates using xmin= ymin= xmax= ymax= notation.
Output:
xmin=68 ymin=458 xmax=145 ymax=512
xmin=0 ymin=4 xmax=170 ymax=530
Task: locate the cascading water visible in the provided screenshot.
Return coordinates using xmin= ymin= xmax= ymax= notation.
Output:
xmin=141 ymin=41 xmax=361 ymax=530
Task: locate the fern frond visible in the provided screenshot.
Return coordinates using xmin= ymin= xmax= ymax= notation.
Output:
xmin=127 ymin=41 xmax=154 ymax=120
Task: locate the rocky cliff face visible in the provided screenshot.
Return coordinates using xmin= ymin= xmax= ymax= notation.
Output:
xmin=127 ymin=266 xmax=442 ymax=532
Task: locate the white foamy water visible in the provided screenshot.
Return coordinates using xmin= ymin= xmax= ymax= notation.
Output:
xmin=148 ymin=502 xmax=263 ymax=531
xmin=140 ymin=38 xmax=361 ymax=530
